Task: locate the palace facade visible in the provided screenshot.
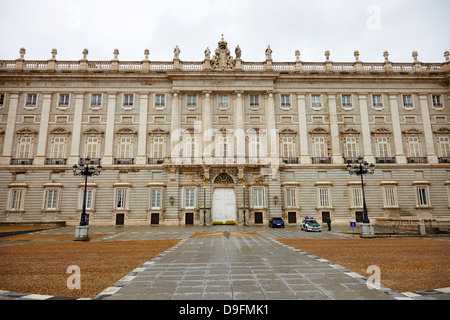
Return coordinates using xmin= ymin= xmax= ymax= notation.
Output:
xmin=0 ymin=38 xmax=449 ymax=227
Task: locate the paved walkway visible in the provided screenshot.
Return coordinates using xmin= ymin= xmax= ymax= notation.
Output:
xmin=1 ymin=225 xmax=449 ymax=301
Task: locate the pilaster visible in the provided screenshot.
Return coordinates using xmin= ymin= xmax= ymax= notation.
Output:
xmin=102 ymin=93 xmax=117 ymax=165
xmin=34 ymin=93 xmax=53 ymax=165
xmin=359 ymin=94 xmax=376 ymax=164
xmin=0 ymin=93 xmax=19 ymax=165
xmin=297 ymin=94 xmax=310 ymax=164
xmin=135 ymin=93 xmax=149 ymax=165
xmin=389 ymin=94 xmax=407 ymax=164
xmin=328 ymin=94 xmax=343 ymax=163
xmin=170 ymin=91 xmax=180 ymax=158
xmin=68 ymin=94 xmax=85 ymax=165
xmin=419 ymin=95 xmax=438 ymax=163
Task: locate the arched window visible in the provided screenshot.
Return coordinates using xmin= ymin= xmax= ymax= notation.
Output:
xmin=214 ymin=173 xmax=234 ymax=184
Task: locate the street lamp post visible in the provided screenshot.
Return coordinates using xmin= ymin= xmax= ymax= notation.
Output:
xmin=73 ymin=157 xmax=102 ymax=241
xmin=347 ymin=156 xmax=375 ymax=238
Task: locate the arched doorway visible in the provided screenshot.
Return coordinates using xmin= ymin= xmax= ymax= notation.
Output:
xmin=212 ymin=173 xmax=236 ymax=225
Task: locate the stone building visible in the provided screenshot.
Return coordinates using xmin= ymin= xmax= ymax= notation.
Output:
xmin=0 ymin=38 xmax=449 ymax=227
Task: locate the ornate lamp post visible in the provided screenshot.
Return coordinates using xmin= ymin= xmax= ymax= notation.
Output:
xmin=347 ymin=156 xmax=375 ymax=237
xmin=73 ymin=157 xmax=102 ymax=241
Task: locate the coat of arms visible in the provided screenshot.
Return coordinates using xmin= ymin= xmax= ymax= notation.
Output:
xmin=210 ymin=36 xmax=236 ymax=71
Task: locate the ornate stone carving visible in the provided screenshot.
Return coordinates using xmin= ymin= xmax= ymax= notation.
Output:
xmin=211 ymin=37 xmax=236 ymax=71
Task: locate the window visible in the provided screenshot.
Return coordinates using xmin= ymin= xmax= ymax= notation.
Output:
xmin=311 ymin=95 xmax=321 ymax=108
xmin=91 ymin=94 xmax=102 ymax=107
xmin=408 ymin=137 xmax=421 ymax=157
xmin=403 ymin=95 xmax=413 ymax=108
xmin=285 ymin=187 xmax=297 ymax=208
xmin=9 ymin=189 xmax=24 ymax=211
xmin=376 ymin=137 xmax=390 ymax=157
xmin=155 ymin=94 xmax=165 ymax=108
xmin=282 ymin=137 xmax=294 ymax=158
xmin=342 ymin=95 xmax=352 ymax=108
xmin=79 ymin=189 xmax=95 ymax=210
xmin=252 ymin=187 xmax=267 ymax=208
xmin=317 ymin=187 xmax=330 ymax=208
xmin=26 ymin=94 xmax=37 ymax=107
xmin=313 ymin=137 xmax=327 ymax=157
xmin=45 ymin=189 xmax=59 ymax=210
xmin=250 ymin=95 xmax=259 ymax=106
xmin=153 ymin=137 xmax=164 ymax=158
xmin=351 ymin=187 xmax=363 ymax=208
xmin=250 ymin=136 xmax=261 ymax=158
xmin=119 ymin=137 xmax=132 ymax=158
xmin=52 ymin=137 xmax=66 ymax=158
xmin=184 ymin=188 xmax=196 ymax=209
xmin=184 ymin=136 xmax=197 ymax=158
xmin=59 ymin=94 xmax=70 ymax=107
xmin=416 ymin=186 xmax=430 ymax=207
xmin=280 ymin=95 xmax=290 ymax=107
xmin=218 ymin=95 xmax=228 ymax=107
xmin=383 ymin=186 xmax=397 ymax=207
xmin=86 ymin=137 xmax=99 ymax=158
xmin=18 ymin=137 xmax=32 ymax=158
xmin=116 ymin=189 xmax=127 ymax=209
xmin=439 ymin=137 xmax=450 ymax=157
xmin=216 ymin=136 xmax=230 ymax=158
xmin=372 ymin=95 xmax=382 ymax=108
xmin=432 ymin=95 xmax=442 ymax=108
xmin=123 ymin=94 xmax=134 ymax=107
xmin=0 ymin=94 xmax=4 ymax=106
xmin=150 ymin=189 xmax=162 ymax=209
xmin=187 ymin=95 xmax=197 ymax=107
xmin=345 ymin=137 xmax=358 ymax=158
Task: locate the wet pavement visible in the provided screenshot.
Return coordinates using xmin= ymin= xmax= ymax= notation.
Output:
xmin=0 ymin=225 xmax=449 ymax=301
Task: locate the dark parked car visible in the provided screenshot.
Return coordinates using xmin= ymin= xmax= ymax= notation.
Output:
xmin=269 ymin=217 xmax=285 ymax=228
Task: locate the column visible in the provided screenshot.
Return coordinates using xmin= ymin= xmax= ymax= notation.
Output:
xmin=102 ymin=93 xmax=117 ymax=165
xmin=359 ymin=94 xmax=376 ymax=164
xmin=135 ymin=93 xmax=149 ymax=165
xmin=202 ymin=91 xmax=213 ymax=160
xmin=419 ymin=94 xmax=438 ymax=163
xmin=328 ymin=94 xmax=343 ymax=164
xmin=389 ymin=94 xmax=406 ymax=163
xmin=266 ymin=90 xmax=276 ymax=157
xmin=234 ymin=91 xmax=245 ymax=163
xmin=68 ymin=94 xmax=85 ymax=165
xmin=1 ymin=93 xmax=19 ymax=165
xmin=170 ymin=91 xmax=180 ymax=159
xmin=297 ymin=94 xmax=310 ymax=164
xmin=34 ymin=93 xmax=52 ymax=165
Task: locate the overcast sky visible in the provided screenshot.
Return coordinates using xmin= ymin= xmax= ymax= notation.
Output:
xmin=0 ymin=0 xmax=448 ymax=63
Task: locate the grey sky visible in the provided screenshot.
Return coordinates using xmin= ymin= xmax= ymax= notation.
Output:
xmin=0 ymin=0 xmax=448 ymax=63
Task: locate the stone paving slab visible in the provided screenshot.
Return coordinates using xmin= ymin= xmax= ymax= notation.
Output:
xmin=1 ymin=225 xmax=449 ymax=301
xmin=95 ymin=228 xmax=400 ymax=301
